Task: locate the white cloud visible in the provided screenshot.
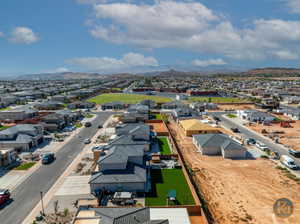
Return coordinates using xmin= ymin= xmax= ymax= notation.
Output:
xmin=287 ymin=0 xmax=300 ymax=13
xmin=0 ymin=31 xmax=4 ymax=37
xmin=9 ymin=27 xmax=39 ymax=44
xmin=66 ymin=52 xmax=158 ymax=71
xmin=87 ymin=1 xmax=300 ymax=61
xmin=271 ymin=50 xmax=299 ymax=60
xmin=192 ymin=58 xmax=227 ymax=67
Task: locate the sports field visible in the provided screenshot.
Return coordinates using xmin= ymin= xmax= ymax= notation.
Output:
xmin=88 ymin=93 xmax=172 ymax=104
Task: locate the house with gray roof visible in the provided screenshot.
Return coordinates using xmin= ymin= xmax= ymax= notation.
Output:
xmin=237 ymin=110 xmax=276 ymax=122
xmin=193 ymin=134 xmax=247 ymax=159
xmin=121 ymin=104 xmax=150 ymax=123
xmin=89 ymin=144 xmax=148 ymax=193
xmin=0 ymin=106 xmax=38 ymax=121
xmin=101 ymin=101 xmax=126 ymax=111
xmin=0 ymin=124 xmax=44 ymax=152
xmin=72 ymin=207 xmax=169 ymax=224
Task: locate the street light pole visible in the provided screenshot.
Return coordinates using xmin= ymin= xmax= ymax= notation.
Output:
xmin=40 ymin=191 xmax=45 ymax=216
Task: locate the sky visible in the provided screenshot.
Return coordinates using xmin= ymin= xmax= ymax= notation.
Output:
xmin=1 ymin=0 xmax=300 ymax=76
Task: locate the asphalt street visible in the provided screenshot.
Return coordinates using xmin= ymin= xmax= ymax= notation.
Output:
xmin=0 ymin=112 xmax=114 ymax=224
xmin=210 ymin=112 xmax=300 ymax=170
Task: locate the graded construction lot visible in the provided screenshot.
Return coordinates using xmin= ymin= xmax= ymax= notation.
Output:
xmin=167 ymin=120 xmax=300 ymax=224
xmin=145 ymin=169 xmax=195 ymax=206
xmin=217 ymin=104 xmax=255 ymax=111
xmin=246 ymin=120 xmax=300 ymax=150
xmin=88 ymin=93 xmax=172 ymax=104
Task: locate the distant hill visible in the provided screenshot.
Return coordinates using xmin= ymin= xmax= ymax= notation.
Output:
xmin=247 ymin=68 xmax=300 ymax=76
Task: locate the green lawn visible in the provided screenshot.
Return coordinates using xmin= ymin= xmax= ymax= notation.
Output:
xmin=75 ymin=122 xmax=83 ymax=128
xmin=0 ymin=106 xmax=11 ymax=111
xmin=152 ymin=113 xmax=162 ymax=120
xmin=88 ymin=93 xmax=172 ymax=104
xmin=145 ymin=169 xmax=195 ymax=206
xmin=14 ymin=162 xmax=36 ymax=171
xmin=188 ymin=97 xmax=247 ymax=103
xmin=84 ymin=113 xmax=94 ymax=118
xmin=226 ymin=113 xmax=237 ymax=118
xmin=157 ymin=137 xmax=171 ymax=155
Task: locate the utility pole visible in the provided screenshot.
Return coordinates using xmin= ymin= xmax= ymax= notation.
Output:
xmin=40 ymin=191 xmax=45 ymax=216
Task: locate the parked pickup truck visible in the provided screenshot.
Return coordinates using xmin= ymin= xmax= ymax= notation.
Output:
xmin=0 ymin=189 xmax=11 ymax=206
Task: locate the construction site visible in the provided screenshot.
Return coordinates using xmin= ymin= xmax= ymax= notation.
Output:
xmin=246 ymin=119 xmax=300 ymax=150
xmin=166 ymin=119 xmax=300 ymax=224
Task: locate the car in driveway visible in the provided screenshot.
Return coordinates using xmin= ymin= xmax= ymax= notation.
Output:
xmin=0 ymin=189 xmax=11 ymax=206
xmin=84 ymin=138 xmax=91 ymax=144
xmin=255 ymin=141 xmax=269 ymax=151
xmin=288 ymin=149 xmax=300 ymax=158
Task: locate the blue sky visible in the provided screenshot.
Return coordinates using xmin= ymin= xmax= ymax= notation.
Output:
xmin=1 ymin=0 xmax=300 ymax=76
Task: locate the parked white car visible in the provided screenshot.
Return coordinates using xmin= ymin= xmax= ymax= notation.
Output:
xmin=280 ymin=155 xmax=299 ymax=170
xmin=255 ymin=141 xmax=268 ymax=151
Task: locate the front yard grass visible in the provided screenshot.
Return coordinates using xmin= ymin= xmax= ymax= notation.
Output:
xmin=188 ymin=97 xmax=247 ymax=103
xmin=14 ymin=162 xmax=36 ymax=171
xmin=226 ymin=113 xmax=237 ymax=118
xmin=145 ymin=169 xmax=195 ymax=206
xmin=88 ymin=93 xmax=172 ymax=104
xmin=84 ymin=113 xmax=94 ymax=118
xmin=157 ymin=137 xmax=171 ymax=155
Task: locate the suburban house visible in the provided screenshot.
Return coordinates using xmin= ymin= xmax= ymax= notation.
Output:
xmin=41 ymin=110 xmax=81 ymax=131
xmin=161 ymin=101 xmax=186 ymax=110
xmin=115 ymin=123 xmax=151 ymax=142
xmin=0 ymin=106 xmax=38 ymax=122
xmin=190 ymin=102 xmax=218 ymax=112
xmin=67 ymin=101 xmax=95 ymax=110
xmin=41 ymin=113 xmax=66 ymax=132
xmin=72 ymin=207 xmax=173 ymax=224
xmin=121 ymin=104 xmax=150 ymax=123
xmin=193 ymin=134 xmax=247 ymax=159
xmin=172 ymin=107 xmax=199 ymax=122
xmin=89 ymin=123 xmax=152 ymax=193
xmin=237 ymin=110 xmax=276 ymax=122
xmin=34 ymin=101 xmax=65 ymax=110
xmin=0 ymin=124 xmax=44 ymax=152
xmin=50 ymin=95 xmax=68 ymax=103
xmin=140 ymin=99 xmax=157 ymax=109
xmin=282 ymin=108 xmax=300 ymax=120
xmin=179 ymin=119 xmax=220 ymax=137
xmin=89 ymin=144 xmax=148 ymax=193
xmin=101 ymin=101 xmax=126 ymax=111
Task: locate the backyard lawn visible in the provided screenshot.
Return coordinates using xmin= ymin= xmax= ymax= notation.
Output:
xmin=157 ymin=137 xmax=171 ymax=155
xmin=14 ymin=162 xmax=36 ymax=171
xmin=226 ymin=113 xmax=237 ymax=118
xmin=152 ymin=113 xmax=162 ymax=120
xmin=188 ymin=97 xmax=248 ymax=103
xmin=88 ymin=93 xmax=172 ymax=104
xmin=145 ymin=169 xmax=195 ymax=206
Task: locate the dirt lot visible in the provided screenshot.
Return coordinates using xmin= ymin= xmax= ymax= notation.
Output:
xmin=167 ymin=121 xmax=300 ymax=224
xmin=246 ymin=120 xmax=300 ymax=150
